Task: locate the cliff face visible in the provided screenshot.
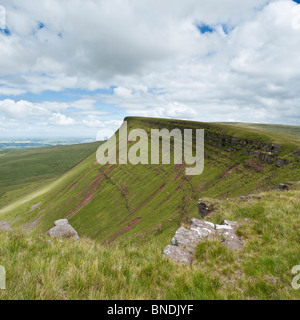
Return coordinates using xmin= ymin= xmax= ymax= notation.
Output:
xmin=204 ymin=130 xmax=299 ymax=167
xmin=132 ymin=117 xmax=299 ymax=168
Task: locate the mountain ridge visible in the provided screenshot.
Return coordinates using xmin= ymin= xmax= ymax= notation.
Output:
xmin=0 ymin=117 xmax=299 ymax=246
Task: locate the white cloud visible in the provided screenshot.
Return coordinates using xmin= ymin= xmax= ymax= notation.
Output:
xmin=0 ymin=98 xmax=98 ymax=119
xmin=0 ymin=0 xmax=300 ymax=137
xmin=49 ymin=113 xmax=76 ymax=126
xmin=0 ymin=5 xmax=6 ymax=29
xmin=0 ymin=99 xmax=48 ymax=118
xmin=0 ymin=87 xmax=25 ymax=96
xmin=114 ymin=87 xmax=133 ymax=99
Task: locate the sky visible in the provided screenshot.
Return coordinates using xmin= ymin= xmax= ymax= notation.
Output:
xmin=0 ymin=0 xmax=300 ymax=139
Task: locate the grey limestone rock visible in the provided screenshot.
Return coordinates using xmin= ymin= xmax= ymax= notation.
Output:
xmin=163 ymin=245 xmax=194 ymax=265
xmin=48 ymin=220 xmax=79 ymax=240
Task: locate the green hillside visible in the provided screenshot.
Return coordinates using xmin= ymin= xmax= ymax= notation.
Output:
xmin=219 ymin=122 xmax=300 ymax=140
xmin=0 ymin=184 xmax=299 ymax=299
xmin=0 ymin=142 xmax=100 ymax=209
xmin=0 ymin=117 xmax=299 ymax=248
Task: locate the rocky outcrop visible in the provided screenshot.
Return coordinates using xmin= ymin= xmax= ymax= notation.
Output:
xmin=197 ymin=199 xmax=214 ymax=218
xmin=48 ymin=219 xmax=79 ymax=240
xmin=249 ymin=150 xmax=291 ymax=167
xmin=205 ymin=131 xmax=298 ymax=168
xmin=190 ymin=218 xmax=215 ymax=238
xmin=163 ymin=218 xmax=243 ymax=265
xmin=171 ymin=226 xmax=202 ymax=253
xmin=205 ymin=131 xmax=282 ymax=154
xmin=276 ymin=158 xmax=290 ymax=168
xmin=163 ymin=245 xmax=194 ymax=265
xmin=216 ymin=220 xmax=243 ymax=251
xmin=146 ymin=120 xmax=298 ymax=167
xmin=54 ymin=219 xmax=69 ymax=226
xmin=278 ymin=183 xmax=289 ymax=191
xmin=0 ymin=221 xmax=12 ymax=231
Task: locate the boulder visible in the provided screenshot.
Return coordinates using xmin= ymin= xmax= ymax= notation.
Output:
xmin=48 ymin=220 xmax=79 ymax=240
xmin=278 ymin=183 xmax=289 ymax=191
xmin=224 ymin=220 xmax=239 ymax=228
xmin=190 ymin=218 xmax=215 ymax=238
xmin=216 ymin=224 xmax=234 ymax=234
xmin=163 ymin=245 xmax=193 ymax=265
xmin=223 ymin=220 xmax=243 ymax=251
xmin=0 ymin=221 xmax=12 ymax=231
xmin=216 ymin=222 xmax=243 ymax=250
xmin=54 ymin=219 xmax=69 ymax=226
xmin=171 ymin=227 xmax=200 ymax=252
xmin=163 ymin=218 xmax=244 ymax=265
xmin=197 ymin=199 xmax=213 ymax=218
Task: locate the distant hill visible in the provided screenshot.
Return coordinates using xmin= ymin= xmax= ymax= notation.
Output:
xmin=0 ymin=117 xmax=299 ymax=247
xmin=0 ymin=138 xmax=95 ymax=150
xmin=0 ymin=142 xmax=101 ymax=209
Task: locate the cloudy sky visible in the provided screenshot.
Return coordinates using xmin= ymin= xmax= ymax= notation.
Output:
xmin=0 ymin=0 xmax=300 ymax=139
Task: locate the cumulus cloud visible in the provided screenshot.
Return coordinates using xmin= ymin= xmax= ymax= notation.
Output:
xmin=49 ymin=113 xmax=76 ymax=126
xmin=0 ymin=0 xmax=300 ymax=138
xmin=0 ymin=99 xmax=48 ymax=118
xmin=0 ymin=99 xmax=97 ymax=119
xmin=0 ymin=5 xmax=6 ymax=29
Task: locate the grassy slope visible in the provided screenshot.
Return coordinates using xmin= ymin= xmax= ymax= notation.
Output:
xmin=0 ymin=184 xmax=299 ymax=300
xmin=0 ymin=142 xmax=100 ymax=209
xmin=0 ymin=117 xmax=299 ymax=248
xmin=218 ymin=122 xmax=300 ymax=141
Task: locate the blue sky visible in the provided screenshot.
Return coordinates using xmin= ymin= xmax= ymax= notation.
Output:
xmin=0 ymin=0 xmax=300 ymax=139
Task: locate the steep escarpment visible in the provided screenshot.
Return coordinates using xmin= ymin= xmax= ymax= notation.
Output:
xmin=0 ymin=117 xmax=299 ymax=245
xmin=204 ymin=130 xmax=298 ymax=167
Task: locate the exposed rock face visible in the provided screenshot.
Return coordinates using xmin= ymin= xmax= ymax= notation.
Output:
xmin=197 ymin=200 xmax=213 ymax=218
xmin=159 ymin=121 xmax=299 ymax=167
xmin=190 ymin=218 xmax=215 ymax=238
xmin=165 ymin=124 xmax=299 ymax=167
xmin=54 ymin=219 xmax=69 ymax=226
xmin=249 ymin=150 xmax=293 ymax=168
xmin=48 ymin=219 xmax=79 ymax=240
xmin=163 ymin=218 xmax=243 ymax=265
xmin=171 ymin=227 xmax=201 ymax=252
xmin=260 ymin=153 xmax=276 ymax=163
xmin=163 ymin=245 xmax=194 ymax=265
xmin=224 ymin=220 xmax=239 ymax=228
xmin=217 ymin=220 xmax=243 ymax=251
xmin=0 ymin=221 xmax=12 ymax=231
